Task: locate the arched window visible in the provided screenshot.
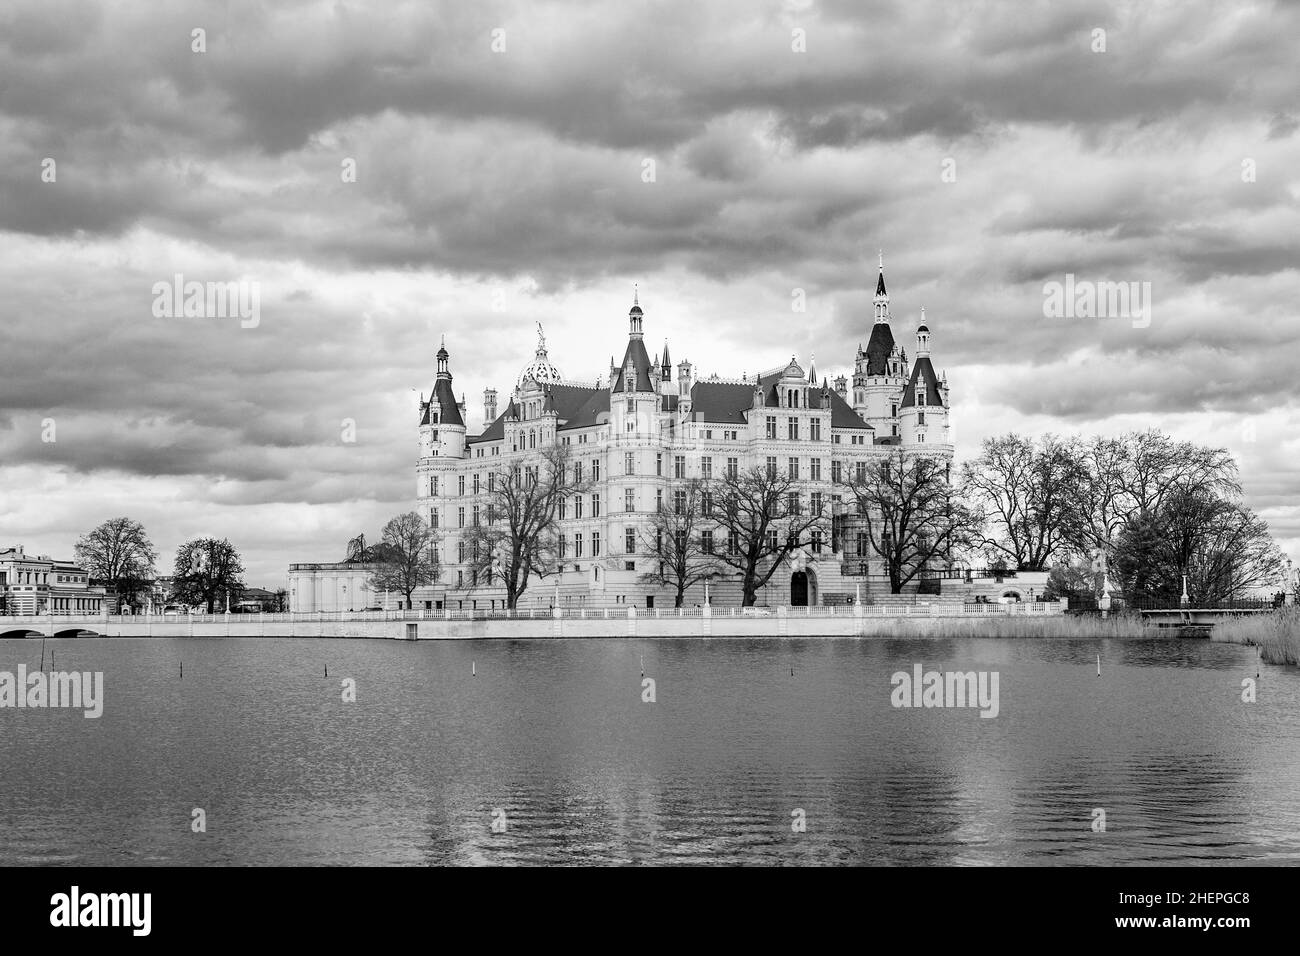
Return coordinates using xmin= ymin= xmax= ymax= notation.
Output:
xmin=529 ymin=430 xmax=536 ymax=449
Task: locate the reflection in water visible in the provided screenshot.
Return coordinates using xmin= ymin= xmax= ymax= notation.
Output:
xmin=0 ymin=635 xmax=1296 ymax=865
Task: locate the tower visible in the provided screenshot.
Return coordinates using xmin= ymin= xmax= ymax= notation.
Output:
xmin=856 ymin=251 xmax=908 ymax=438
xmin=611 ymin=288 xmax=656 ymax=436
xmin=898 ymin=308 xmax=951 ymax=449
xmin=424 ymin=339 xmax=466 ymax=459
xmin=483 ymin=387 xmax=498 ymax=426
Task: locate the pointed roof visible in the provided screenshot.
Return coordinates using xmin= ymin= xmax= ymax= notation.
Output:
xmin=875 ymin=269 xmax=887 ymax=297
xmin=807 ymin=354 xmax=817 ymax=384
xmin=864 ymin=322 xmax=895 ymax=375
xmin=661 ymin=340 xmax=671 ymax=369
xmin=612 ymin=335 xmax=655 ymax=392
xmin=899 ymin=355 xmax=943 ymax=409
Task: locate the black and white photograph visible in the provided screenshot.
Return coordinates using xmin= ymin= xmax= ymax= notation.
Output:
xmin=0 ymin=0 xmax=1295 ymax=936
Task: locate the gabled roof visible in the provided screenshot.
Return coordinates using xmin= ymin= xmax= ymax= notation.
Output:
xmin=611 ymin=337 xmax=654 ymax=392
xmin=689 ymin=371 xmax=871 ymax=429
xmin=899 ymin=355 xmax=943 ymax=409
xmin=469 ymin=384 xmax=610 ymax=443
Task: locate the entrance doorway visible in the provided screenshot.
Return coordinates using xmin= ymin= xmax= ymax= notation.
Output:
xmin=791 ymin=571 xmax=809 ymax=606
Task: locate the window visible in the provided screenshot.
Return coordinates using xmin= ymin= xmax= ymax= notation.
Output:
xmin=574 ymin=497 xmax=583 ymax=519
xmin=788 ymin=417 xmax=799 ymax=440
xmin=674 ymin=455 xmax=685 ymax=479
xmin=705 ymin=429 xmax=713 ymax=440
xmin=574 ymin=533 xmax=583 ymax=558
xmin=560 ymin=498 xmax=568 ymax=520
xmin=918 ymin=411 xmax=926 ymax=426
xmin=727 ymin=457 xmax=739 ymax=480
xmin=918 ymin=433 xmax=926 ymax=443
xmin=486 ymin=505 xmax=494 ymax=523
xmin=891 ymin=403 xmax=898 ymax=417
xmin=892 ymin=424 xmax=899 ymax=436
xmin=574 ymin=461 xmax=583 ymax=483
xmin=810 ymin=458 xmax=821 ymax=481
xmin=624 ymin=561 xmax=636 ymax=572
xmin=472 ymin=505 xmax=480 ymax=526
xmin=673 ymin=489 xmax=686 ymax=515
xmin=727 ymin=531 xmax=740 ymax=555
xmin=766 ymin=456 xmax=777 ymax=478
xmin=787 ymin=491 xmax=801 ymax=515
xmin=458 ymin=475 xmax=465 ymax=495
xmin=625 ymin=488 xmax=635 ymax=512
xmin=626 ymin=452 xmax=635 ymax=475
xmin=766 ymin=416 xmax=777 ymax=440
xmin=788 ymin=457 xmax=799 ymax=480
xmin=811 ymin=419 xmax=821 ymax=441
xmin=812 ymin=530 xmax=823 ymax=554
xmin=457 ymin=541 xmax=466 ymax=562
xmin=765 ymin=529 xmax=779 ymax=551
xmin=529 ymin=430 xmax=536 ymax=449
xmin=811 ymin=491 xmax=822 ymax=514
xmin=626 ymin=399 xmax=635 ymax=413
xmin=702 ymin=492 xmax=713 ymax=516
xmin=592 ymin=493 xmax=600 ymax=517
xmin=701 ymin=456 xmax=713 ymax=479
xmin=856 ymin=532 xmax=868 ymax=556
xmin=592 ymin=531 xmax=601 ymax=556
xmin=625 ymin=528 xmax=636 ymax=553
xmin=656 ymin=453 xmax=663 ymax=476
xmin=833 ymin=434 xmax=841 ymax=444
xmin=592 ymin=459 xmax=600 ymax=480
xmin=430 ymin=510 xmax=439 ymax=529
xmin=487 ymin=472 xmax=495 ymax=492
xmin=473 ymin=473 xmax=480 ymax=494
xmin=560 ymin=537 xmax=567 ymax=558
xmin=458 ymin=507 xmax=465 ymax=528
xmin=702 ymin=530 xmax=714 ymax=553
xmin=430 ymin=476 xmax=438 ymax=495
xmin=656 ymin=488 xmax=663 ymax=512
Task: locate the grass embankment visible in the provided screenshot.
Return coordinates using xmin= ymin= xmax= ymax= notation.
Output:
xmin=1211 ymin=607 xmax=1300 ymax=665
xmin=858 ymin=613 xmax=1151 ymax=639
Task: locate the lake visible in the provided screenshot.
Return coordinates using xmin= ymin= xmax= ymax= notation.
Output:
xmin=1 ymin=635 xmax=1296 ymax=865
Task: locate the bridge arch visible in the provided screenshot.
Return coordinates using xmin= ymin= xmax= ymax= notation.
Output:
xmin=0 ymin=629 xmax=43 ymax=639
xmin=53 ymin=628 xmax=100 ymax=639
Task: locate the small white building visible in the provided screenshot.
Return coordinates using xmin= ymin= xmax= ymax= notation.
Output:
xmin=288 ymin=561 xmax=391 ymax=612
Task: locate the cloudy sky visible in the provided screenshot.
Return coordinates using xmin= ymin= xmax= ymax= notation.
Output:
xmin=1 ymin=0 xmax=1298 ymax=586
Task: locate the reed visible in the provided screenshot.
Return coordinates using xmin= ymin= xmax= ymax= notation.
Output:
xmin=1211 ymin=607 xmax=1300 ymax=665
xmin=858 ymin=613 xmax=1151 ymax=639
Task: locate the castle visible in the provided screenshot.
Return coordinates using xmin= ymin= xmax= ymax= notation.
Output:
xmin=414 ymin=257 xmax=953 ymax=610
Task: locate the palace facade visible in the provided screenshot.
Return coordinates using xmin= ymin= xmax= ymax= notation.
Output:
xmin=414 ymin=259 xmax=953 ymax=610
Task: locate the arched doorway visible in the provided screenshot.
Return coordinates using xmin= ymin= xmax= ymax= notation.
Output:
xmin=791 ymin=571 xmax=809 ymax=606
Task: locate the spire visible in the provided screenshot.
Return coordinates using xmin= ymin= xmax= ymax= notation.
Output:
xmin=874 ymin=250 xmax=889 ymax=323
xmin=807 ymin=352 xmax=817 ymax=384
xmin=661 ymin=340 xmax=671 ymax=371
xmin=628 ymin=286 xmax=643 ymax=338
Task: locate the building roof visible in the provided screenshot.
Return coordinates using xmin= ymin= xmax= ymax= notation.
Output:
xmin=431 ymin=377 xmax=464 ymax=427
xmin=611 ymin=336 xmax=655 ymax=393
xmin=863 ymin=322 xmax=895 ymax=375
xmin=469 ymin=383 xmax=610 ymax=443
xmin=876 ymin=270 xmax=887 ymax=296
xmin=899 ymin=355 xmax=943 ymax=409
xmin=690 ymin=370 xmax=871 ymax=429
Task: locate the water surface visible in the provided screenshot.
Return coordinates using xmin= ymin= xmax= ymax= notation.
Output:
xmin=1 ymin=635 xmax=1296 ymax=865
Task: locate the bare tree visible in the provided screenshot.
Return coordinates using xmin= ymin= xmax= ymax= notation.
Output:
xmin=74 ymin=516 xmax=158 ymax=611
xmin=1113 ymin=487 xmax=1282 ymax=605
xmin=708 ymin=464 xmax=826 ymax=607
xmin=172 ymin=538 xmax=245 ymax=613
xmin=961 ymin=434 xmax=1089 ymax=571
xmin=839 ymin=448 xmax=980 ymax=594
xmin=638 ymin=478 xmax=721 ymax=607
xmin=370 ymin=512 xmax=440 ymax=609
xmin=464 ymin=443 xmax=590 ymax=610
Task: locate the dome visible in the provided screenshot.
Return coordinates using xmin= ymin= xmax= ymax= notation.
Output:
xmin=917 ymin=324 xmax=930 ymax=333
xmin=518 ymin=355 xmax=563 ymax=388
xmin=517 ymin=321 xmax=563 ymax=388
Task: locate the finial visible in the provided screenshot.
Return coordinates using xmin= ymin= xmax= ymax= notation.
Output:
xmin=633 ymin=283 xmax=639 ymax=307
xmin=878 ymin=249 xmax=883 ymax=271
xmin=536 ymin=320 xmax=546 ymax=353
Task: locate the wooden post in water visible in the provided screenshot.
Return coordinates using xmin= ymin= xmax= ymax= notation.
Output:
xmin=1096 ymin=654 xmax=1101 ymax=678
